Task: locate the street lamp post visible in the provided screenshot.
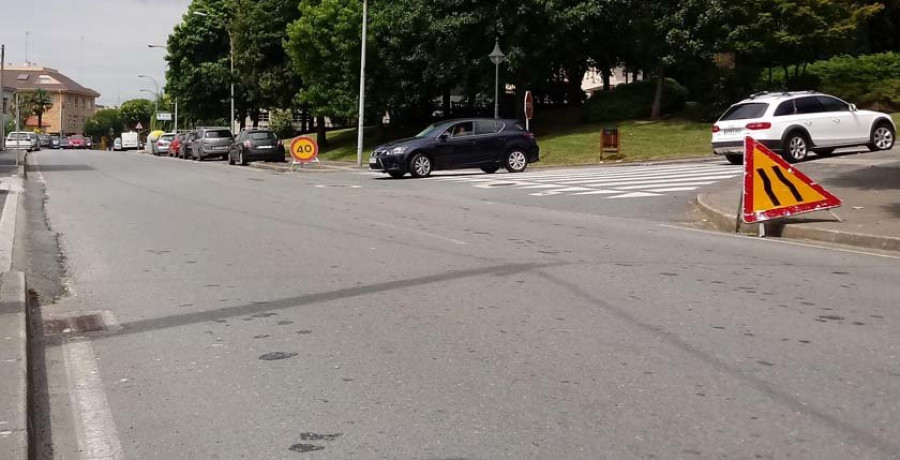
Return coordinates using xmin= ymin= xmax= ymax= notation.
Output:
xmin=138 ymin=74 xmax=160 ymax=130
xmin=140 ymin=89 xmax=159 ymax=135
xmin=193 ymin=11 xmax=235 ymax=134
xmin=489 ymin=41 xmax=506 ymax=119
xmin=356 ymin=0 xmax=368 ymax=168
xmin=147 ymin=44 xmax=177 ymax=132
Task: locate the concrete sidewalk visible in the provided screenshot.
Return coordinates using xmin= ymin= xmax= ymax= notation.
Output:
xmin=696 ymin=149 xmax=900 ymax=252
xmin=0 ymin=150 xmax=29 ymax=459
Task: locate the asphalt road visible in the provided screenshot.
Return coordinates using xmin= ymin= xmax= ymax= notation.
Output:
xmin=20 ymin=149 xmax=900 ymax=459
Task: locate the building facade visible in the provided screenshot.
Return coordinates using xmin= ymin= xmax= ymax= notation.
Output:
xmin=0 ymin=65 xmax=100 ymax=135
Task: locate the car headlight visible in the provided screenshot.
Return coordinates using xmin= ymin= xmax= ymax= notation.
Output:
xmin=391 ymin=146 xmax=408 ymax=155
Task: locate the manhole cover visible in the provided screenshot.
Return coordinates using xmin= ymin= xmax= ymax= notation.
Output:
xmin=315 ymin=184 xmax=361 ymax=189
xmin=44 ymin=314 xmax=107 ymax=335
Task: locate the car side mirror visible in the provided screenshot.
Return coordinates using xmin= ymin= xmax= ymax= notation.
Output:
xmin=849 ymin=104 xmax=858 ymax=111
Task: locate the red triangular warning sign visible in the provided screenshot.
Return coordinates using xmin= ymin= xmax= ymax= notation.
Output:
xmin=742 ymin=137 xmax=841 ymax=224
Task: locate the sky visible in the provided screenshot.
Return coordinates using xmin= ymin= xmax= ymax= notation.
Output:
xmin=0 ymin=0 xmax=191 ymax=106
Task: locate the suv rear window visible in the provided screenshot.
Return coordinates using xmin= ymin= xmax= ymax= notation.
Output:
xmin=205 ymin=130 xmax=232 ymax=139
xmin=249 ymin=132 xmax=276 ymax=140
xmin=161 ymin=134 xmax=175 ymax=141
xmin=720 ymin=103 xmax=769 ymax=120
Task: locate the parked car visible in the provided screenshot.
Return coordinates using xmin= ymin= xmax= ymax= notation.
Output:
xmin=67 ymin=135 xmax=87 ymax=149
xmin=180 ymin=132 xmax=198 ymax=159
xmin=38 ymin=134 xmax=52 ymax=148
xmin=369 ymin=119 xmax=540 ymax=178
xmin=228 ymin=129 xmax=284 ymax=165
xmin=113 ymin=138 xmax=123 ymax=151
xmin=154 ymin=133 xmax=176 ymax=156
xmin=191 ymin=127 xmax=233 ymax=161
xmin=169 ymin=134 xmax=183 ymax=157
xmin=50 ymin=134 xmax=61 ymax=149
xmin=711 ymin=91 xmax=896 ymax=164
xmin=4 ymin=132 xmax=37 ymax=151
xmin=121 ymin=132 xmax=140 ymax=150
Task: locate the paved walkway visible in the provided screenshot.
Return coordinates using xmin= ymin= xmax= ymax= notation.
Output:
xmin=696 ymin=149 xmax=900 ymax=251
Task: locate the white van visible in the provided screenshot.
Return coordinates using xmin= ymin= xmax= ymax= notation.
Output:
xmin=121 ymin=132 xmax=139 ymax=150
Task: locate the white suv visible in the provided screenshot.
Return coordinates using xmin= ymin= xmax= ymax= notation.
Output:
xmin=711 ymin=91 xmax=896 ymax=164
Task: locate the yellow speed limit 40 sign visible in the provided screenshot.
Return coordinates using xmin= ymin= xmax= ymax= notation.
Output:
xmin=290 ymin=136 xmax=319 ymax=163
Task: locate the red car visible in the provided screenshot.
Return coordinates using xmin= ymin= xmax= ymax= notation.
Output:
xmin=67 ymin=135 xmax=87 ymax=149
xmin=168 ymin=134 xmax=182 ymax=157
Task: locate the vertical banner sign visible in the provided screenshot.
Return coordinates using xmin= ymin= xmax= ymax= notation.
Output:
xmin=742 ymin=137 xmax=841 ymax=224
xmin=524 ymin=91 xmax=534 ymax=131
xmin=290 ymin=136 xmax=320 ymax=170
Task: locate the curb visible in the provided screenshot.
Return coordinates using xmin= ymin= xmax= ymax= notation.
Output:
xmin=249 ymin=162 xmax=346 ymax=173
xmin=695 ymin=193 xmax=900 ymax=252
xmin=0 ymin=270 xmax=29 ymax=460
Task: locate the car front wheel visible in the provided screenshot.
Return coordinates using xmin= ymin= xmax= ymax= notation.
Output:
xmin=409 ymin=153 xmax=432 ymax=178
xmin=782 ymin=132 xmax=809 ymax=163
xmin=869 ymin=123 xmax=895 ymax=151
xmin=505 ymin=149 xmax=528 ymax=173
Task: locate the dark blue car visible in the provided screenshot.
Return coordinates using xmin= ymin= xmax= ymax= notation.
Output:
xmin=369 ymin=118 xmax=540 ymax=178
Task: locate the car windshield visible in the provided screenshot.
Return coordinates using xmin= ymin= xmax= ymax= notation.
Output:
xmin=162 ymin=135 xmax=175 ymax=141
xmin=205 ymin=130 xmax=232 ymax=139
xmin=415 ymin=123 xmax=445 ymax=138
xmin=71 ymin=135 xmax=84 ymax=140
xmin=719 ymin=103 xmax=769 ymax=120
xmin=249 ymin=132 xmax=276 ymax=140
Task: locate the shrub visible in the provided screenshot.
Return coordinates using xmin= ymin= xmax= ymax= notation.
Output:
xmin=583 ymin=78 xmax=688 ymax=122
xmin=807 ymin=53 xmax=900 ymax=111
xmin=269 ymin=109 xmax=296 ymax=139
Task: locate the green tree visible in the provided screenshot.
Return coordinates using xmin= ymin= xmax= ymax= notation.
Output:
xmin=84 ymin=108 xmax=125 ymax=140
xmin=166 ymin=0 xmax=235 ymax=125
xmin=119 ymin=99 xmax=154 ymax=131
xmin=268 ymin=109 xmax=296 ymax=139
xmin=726 ymin=0 xmax=883 ymax=87
xmin=285 ymin=0 xmax=366 ymax=146
xmin=231 ymin=0 xmax=302 ymax=126
xmin=26 ymin=89 xmax=54 ymax=131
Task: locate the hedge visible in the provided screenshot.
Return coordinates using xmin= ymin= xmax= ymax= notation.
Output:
xmin=583 ymin=78 xmax=689 ymax=122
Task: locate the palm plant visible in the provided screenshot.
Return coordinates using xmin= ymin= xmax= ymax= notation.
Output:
xmin=27 ymin=89 xmax=54 ymax=131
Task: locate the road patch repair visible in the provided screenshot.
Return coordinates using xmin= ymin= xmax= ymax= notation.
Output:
xmin=0 ymin=156 xmax=29 ymax=459
xmin=696 ymin=142 xmax=900 ymax=252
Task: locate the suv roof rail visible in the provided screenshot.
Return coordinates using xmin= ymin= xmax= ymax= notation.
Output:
xmin=749 ymin=91 xmax=769 ymax=99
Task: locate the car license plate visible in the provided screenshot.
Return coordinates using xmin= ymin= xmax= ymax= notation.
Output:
xmin=369 ymin=157 xmax=378 ymax=165
xmin=214 ymin=146 xmax=227 ymax=150
xmin=258 ymin=145 xmax=272 ymax=149
xmin=724 ymin=128 xmax=742 ymax=135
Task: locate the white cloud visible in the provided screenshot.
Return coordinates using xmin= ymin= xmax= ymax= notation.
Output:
xmin=0 ymin=0 xmax=191 ymax=105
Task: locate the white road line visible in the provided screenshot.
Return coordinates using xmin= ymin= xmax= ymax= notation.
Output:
xmin=509 ymin=164 xmax=737 ymax=180
xmin=63 ymin=338 xmax=124 ymax=460
xmin=527 ymin=168 xmax=739 ymax=183
xmin=615 ymin=181 xmax=717 ymax=190
xmin=645 ymin=186 xmax=704 ymax=192
xmin=571 ymin=174 xmax=738 ymax=188
xmin=545 ymin=170 xmax=739 ymax=185
xmin=609 ymin=192 xmax=661 ymax=198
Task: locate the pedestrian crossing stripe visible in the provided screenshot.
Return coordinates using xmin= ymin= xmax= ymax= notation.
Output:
xmin=742 ymin=137 xmax=841 ymax=224
xmin=424 ymin=162 xmax=742 ymax=199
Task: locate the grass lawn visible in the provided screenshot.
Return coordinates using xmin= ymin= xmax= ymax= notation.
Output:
xmin=536 ymin=118 xmax=712 ymax=166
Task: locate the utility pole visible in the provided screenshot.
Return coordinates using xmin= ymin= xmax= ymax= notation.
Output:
xmin=1 ymin=44 xmax=5 ymax=150
xmin=174 ymin=100 xmax=178 ymax=132
xmin=356 ymin=0 xmax=368 ymax=167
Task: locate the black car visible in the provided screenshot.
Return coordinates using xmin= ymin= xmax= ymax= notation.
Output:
xmin=191 ymin=127 xmax=233 ymax=161
xmin=369 ymin=118 xmax=540 ymax=178
xmin=228 ymin=129 xmax=285 ymax=165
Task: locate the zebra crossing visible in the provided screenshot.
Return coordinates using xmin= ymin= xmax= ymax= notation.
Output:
xmin=434 ymin=162 xmax=742 ymax=199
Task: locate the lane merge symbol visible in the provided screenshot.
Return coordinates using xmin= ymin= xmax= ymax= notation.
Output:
xmin=742 ymin=137 xmax=841 ymax=224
